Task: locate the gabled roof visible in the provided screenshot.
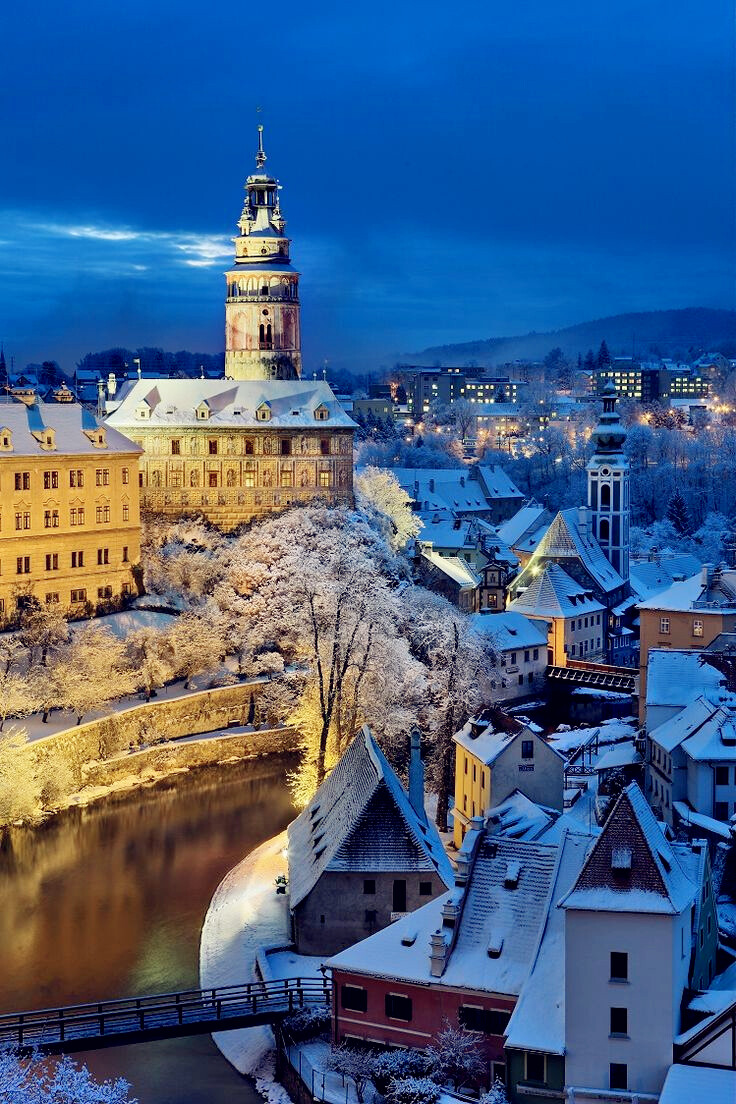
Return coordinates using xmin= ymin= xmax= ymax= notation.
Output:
xmin=420 ymin=549 xmax=480 ymax=589
xmin=497 ymin=502 xmax=549 ymax=549
xmin=651 ymin=695 xmax=736 ymax=761
xmin=507 ymin=562 xmax=605 ymax=619
xmin=638 ymin=569 xmax=736 ymax=612
xmin=515 ymin=508 xmax=625 ymax=595
xmin=287 ymin=727 xmax=453 ymax=909
xmin=0 ymin=398 xmax=141 ymax=457
xmin=390 ymin=466 xmax=522 ymax=515
xmin=560 ymin=784 xmax=697 ymax=915
xmin=646 ymin=649 xmax=727 ymax=715
xmin=470 ymin=611 xmax=548 ymax=653
xmin=327 ymin=835 xmax=559 ymax=997
xmin=454 ymin=713 xmax=565 ymax=767
xmin=630 ymin=554 xmax=702 ymax=601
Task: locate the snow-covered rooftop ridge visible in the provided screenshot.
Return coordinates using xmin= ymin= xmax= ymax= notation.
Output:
xmin=106 ymin=377 xmax=356 ymax=429
xmin=651 ymin=695 xmax=736 ymax=761
xmin=508 ymin=561 xmax=605 ymax=619
xmin=389 ymin=465 xmax=523 ymax=511
xmin=659 ymin=1064 xmax=736 ymax=1104
xmin=0 ymin=398 xmax=141 ymax=457
xmin=420 ymin=549 xmax=480 ymax=589
xmin=497 ymin=502 xmax=547 ymax=547
xmin=287 ymin=726 xmax=453 ymax=909
xmin=469 ymin=611 xmax=548 ymax=652
xmin=560 ymin=783 xmax=698 ymax=915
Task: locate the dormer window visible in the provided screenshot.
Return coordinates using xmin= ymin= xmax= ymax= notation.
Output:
xmin=0 ymin=428 xmax=12 ymax=451
xmin=196 ymin=402 xmax=211 ymax=421
xmin=612 ymin=848 xmax=632 ymax=872
xmin=314 ymin=404 xmax=329 ymax=421
xmin=135 ymin=403 xmax=151 ymax=420
xmin=256 ymin=403 xmax=271 ymax=422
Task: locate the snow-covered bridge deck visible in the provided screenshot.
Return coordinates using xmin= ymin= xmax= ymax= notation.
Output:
xmin=546 ymin=660 xmax=637 ymax=694
xmin=0 ymin=977 xmax=330 ymax=1054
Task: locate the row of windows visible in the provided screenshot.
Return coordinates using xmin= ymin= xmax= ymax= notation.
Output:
xmin=12 ymin=469 xmax=128 ymax=490
xmin=567 ymin=639 xmax=602 ymax=656
xmin=339 ymin=986 xmax=511 ymax=1037
xmin=172 ymin=437 xmax=327 ymax=457
xmin=9 ymin=505 xmax=130 ymax=529
xmin=146 ymin=470 xmax=332 ymax=490
xmin=659 ymin=616 xmax=704 ymax=637
xmin=572 ymin=614 xmax=602 ymax=630
xmin=45 ymin=585 xmax=124 ymax=604
xmin=14 ymin=548 xmax=125 ymax=574
xmin=504 ymin=648 xmax=540 ymax=665
xmin=362 ymin=879 xmax=432 ymax=896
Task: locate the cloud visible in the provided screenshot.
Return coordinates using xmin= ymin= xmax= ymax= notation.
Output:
xmin=21 ymin=216 xmax=231 ymax=266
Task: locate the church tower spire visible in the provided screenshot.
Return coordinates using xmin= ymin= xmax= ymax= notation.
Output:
xmin=224 ymin=127 xmax=301 ymax=381
xmin=587 ymin=382 xmax=630 ymax=580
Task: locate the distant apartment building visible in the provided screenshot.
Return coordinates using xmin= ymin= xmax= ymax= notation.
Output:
xmin=399 ymin=365 xmax=526 ymax=418
xmin=596 ymin=360 xmax=709 ymax=403
xmin=0 ymin=398 xmax=141 ymax=624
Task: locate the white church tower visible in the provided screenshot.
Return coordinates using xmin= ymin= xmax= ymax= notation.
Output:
xmin=587 ymin=381 xmax=630 ymax=580
xmin=224 ymin=127 xmax=302 ymax=381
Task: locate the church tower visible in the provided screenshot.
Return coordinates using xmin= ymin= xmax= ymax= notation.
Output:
xmin=587 ymin=381 xmax=630 ymax=580
xmin=224 ymin=127 xmax=301 ymax=381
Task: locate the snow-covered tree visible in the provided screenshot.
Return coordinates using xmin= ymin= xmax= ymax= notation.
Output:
xmin=480 ymin=1078 xmax=510 ymax=1104
xmin=0 ymin=725 xmax=40 ymax=825
xmin=405 ymin=590 xmax=498 ymax=830
xmin=126 ymin=626 xmax=174 ymax=700
xmin=325 ymin=1043 xmax=374 ymax=1103
xmin=355 ymin=466 xmax=423 ymax=550
xmin=168 ymin=606 xmax=229 ymax=688
xmin=56 ymin=626 xmax=136 ymax=724
xmin=386 ymin=1078 xmax=441 ymax=1104
xmin=426 ymin=1021 xmax=484 ymax=1090
xmin=0 ymin=1049 xmax=136 ymax=1103
xmin=666 ymin=489 xmax=690 ymax=535
xmin=18 ymin=602 xmax=70 ymax=666
xmin=0 ymin=669 xmax=36 ymax=731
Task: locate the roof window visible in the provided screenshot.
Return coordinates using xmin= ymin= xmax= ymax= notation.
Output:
xmin=487 ymin=937 xmax=504 ymax=959
xmin=504 ymin=861 xmax=521 ymax=889
xmin=612 ymin=848 xmax=632 ymax=872
xmin=401 ymin=931 xmax=418 ymax=947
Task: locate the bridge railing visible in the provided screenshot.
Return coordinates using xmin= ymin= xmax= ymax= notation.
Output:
xmin=0 ymin=977 xmax=331 ymax=1050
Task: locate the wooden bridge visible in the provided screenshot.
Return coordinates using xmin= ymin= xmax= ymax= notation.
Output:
xmin=546 ymin=660 xmax=637 ymax=694
xmin=0 ymin=977 xmax=331 ymax=1055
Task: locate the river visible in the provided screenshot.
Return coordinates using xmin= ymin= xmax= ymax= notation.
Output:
xmin=0 ymin=753 xmax=298 ymax=1103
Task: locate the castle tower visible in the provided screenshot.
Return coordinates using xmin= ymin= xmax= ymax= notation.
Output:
xmin=587 ymin=381 xmax=629 ymax=580
xmin=224 ymin=127 xmax=301 ymax=381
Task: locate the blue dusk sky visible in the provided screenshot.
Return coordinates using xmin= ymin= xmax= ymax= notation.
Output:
xmin=1 ymin=0 xmax=734 ymax=374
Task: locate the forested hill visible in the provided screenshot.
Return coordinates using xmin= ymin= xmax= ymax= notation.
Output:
xmin=408 ymin=308 xmax=736 ymax=366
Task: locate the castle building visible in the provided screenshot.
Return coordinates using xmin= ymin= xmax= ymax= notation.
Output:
xmin=225 ymin=126 xmax=301 ymax=382
xmin=0 ymin=398 xmax=141 ymax=625
xmin=106 ymin=129 xmax=354 ymax=530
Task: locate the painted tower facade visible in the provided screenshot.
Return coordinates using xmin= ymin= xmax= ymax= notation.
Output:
xmin=225 ymin=127 xmax=302 ymax=381
xmin=587 ymin=382 xmax=630 ymax=580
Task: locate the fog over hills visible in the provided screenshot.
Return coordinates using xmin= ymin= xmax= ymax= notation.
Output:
xmin=405 ymin=308 xmax=736 ymax=366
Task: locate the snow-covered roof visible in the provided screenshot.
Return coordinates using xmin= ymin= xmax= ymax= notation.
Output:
xmin=560 ymin=784 xmax=698 ymax=915
xmin=106 ymin=378 xmax=355 ymax=430
xmin=515 ymin=508 xmax=625 ymax=596
xmin=659 ymin=1065 xmax=736 ymax=1104
xmin=416 ymin=511 xmax=518 ymax=567
xmin=470 ymin=611 xmax=548 ymax=653
xmin=630 ymin=554 xmax=702 ymax=601
xmin=0 ymin=398 xmax=141 ymax=456
xmin=327 ymin=835 xmax=559 ymax=998
xmin=486 ymin=790 xmax=559 ymax=842
xmin=287 ymin=727 xmax=453 ymax=909
xmin=420 ymin=549 xmax=480 ymax=589
xmin=504 ymin=833 xmax=589 ymax=1055
xmin=651 ymin=695 xmax=736 ymax=761
xmin=638 ymin=569 xmax=736 ymax=612
xmin=673 ymin=802 xmax=732 ymax=840
xmin=508 ymin=562 xmax=605 ymax=619
xmin=454 ymin=714 xmax=566 ymax=768
xmin=646 ymin=649 xmax=727 ymax=715
xmin=390 ymin=465 xmax=522 ymax=515
xmin=498 ymin=503 xmax=550 ymax=553
xmin=594 ymin=742 xmax=643 ymax=771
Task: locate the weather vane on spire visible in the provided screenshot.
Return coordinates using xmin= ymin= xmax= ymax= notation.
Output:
xmin=256 ymin=123 xmax=267 ymax=170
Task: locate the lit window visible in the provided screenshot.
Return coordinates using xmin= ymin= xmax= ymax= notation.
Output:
xmin=693 ymin=619 xmax=704 ymax=638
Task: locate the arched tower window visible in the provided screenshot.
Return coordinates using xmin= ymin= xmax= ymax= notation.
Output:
xmin=599 ymin=518 xmax=610 ymax=541
xmin=600 ymin=484 xmax=611 ymax=508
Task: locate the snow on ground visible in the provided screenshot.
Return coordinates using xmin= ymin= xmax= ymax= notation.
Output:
xmin=199 ymin=831 xmax=293 ymax=1078
xmin=258 ymin=948 xmax=324 ymax=983
xmin=68 ymin=609 xmax=178 ymax=639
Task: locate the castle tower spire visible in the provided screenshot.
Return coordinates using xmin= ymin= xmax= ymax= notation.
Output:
xmin=224 ymin=127 xmax=301 ymax=381
xmin=587 ymin=381 xmax=630 ymax=580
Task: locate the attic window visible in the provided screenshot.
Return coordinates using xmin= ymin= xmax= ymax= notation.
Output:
xmin=504 ymin=861 xmax=521 ymax=889
xmin=312 ymin=832 xmax=325 ymax=848
xmin=612 ymin=848 xmax=632 ymax=872
xmin=135 ymin=405 xmax=150 ymax=420
xmin=657 ymin=848 xmax=671 ymax=872
xmin=291 ymin=410 xmax=300 ymax=416
xmin=487 ymin=937 xmax=504 ymax=959
xmin=309 ymin=803 xmax=321 ymax=817
xmin=401 ymin=931 xmax=417 ymax=947
xmin=314 ymin=405 xmax=329 ymax=421
xmin=0 ymin=430 xmax=11 ymax=451
xmin=313 ymin=846 xmax=325 ymax=862
xmin=256 ymin=405 xmax=271 ymax=422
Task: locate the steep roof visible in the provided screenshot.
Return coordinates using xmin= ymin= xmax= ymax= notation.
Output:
xmin=106 ymin=378 xmax=355 ymax=430
xmin=287 ymin=727 xmax=453 ymax=908
xmin=560 ymin=784 xmax=697 ymax=915
xmin=522 ymin=508 xmax=625 ymax=595
xmin=507 ymin=562 xmax=605 ymax=619
xmin=391 ymin=465 xmax=522 ymax=515
xmin=630 ymin=554 xmax=702 ymax=601
xmin=646 ymin=649 xmax=727 ymax=716
xmin=420 ymin=549 xmax=480 ymax=589
xmin=454 ymin=713 xmax=564 ymax=768
xmin=498 ymin=503 xmax=551 ymax=554
xmin=651 ymin=695 xmax=736 ymax=761
xmin=327 ymin=835 xmax=559 ymax=997
xmin=0 ymin=398 xmax=141 ymax=457
xmin=638 ymin=569 xmax=736 ymax=612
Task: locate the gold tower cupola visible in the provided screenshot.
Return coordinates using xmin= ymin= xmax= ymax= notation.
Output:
xmin=224 ymin=126 xmax=302 ymax=381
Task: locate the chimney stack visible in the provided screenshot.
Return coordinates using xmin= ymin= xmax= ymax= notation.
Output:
xmin=408 ymin=728 xmax=426 ymax=822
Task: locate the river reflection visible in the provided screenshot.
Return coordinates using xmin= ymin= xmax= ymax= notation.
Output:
xmin=0 ymin=754 xmax=298 ymax=1102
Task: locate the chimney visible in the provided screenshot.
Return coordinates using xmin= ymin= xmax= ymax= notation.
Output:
xmin=578 ymin=505 xmax=590 ymax=537
xmin=429 ymin=929 xmax=448 ymax=977
xmin=408 ymin=728 xmax=426 ymax=822
xmin=702 ymin=563 xmax=714 ymax=588
xmin=107 ymin=371 xmax=117 ymax=398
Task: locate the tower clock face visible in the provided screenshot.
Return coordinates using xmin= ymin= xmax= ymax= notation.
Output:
xmin=601 ymin=467 xmax=611 ymax=476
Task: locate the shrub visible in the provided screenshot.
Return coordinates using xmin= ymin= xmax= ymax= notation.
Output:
xmin=386 ymin=1077 xmax=441 ymax=1104
xmin=371 ymin=1050 xmax=429 ymax=1094
xmin=282 ymin=1005 xmax=330 ymax=1041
